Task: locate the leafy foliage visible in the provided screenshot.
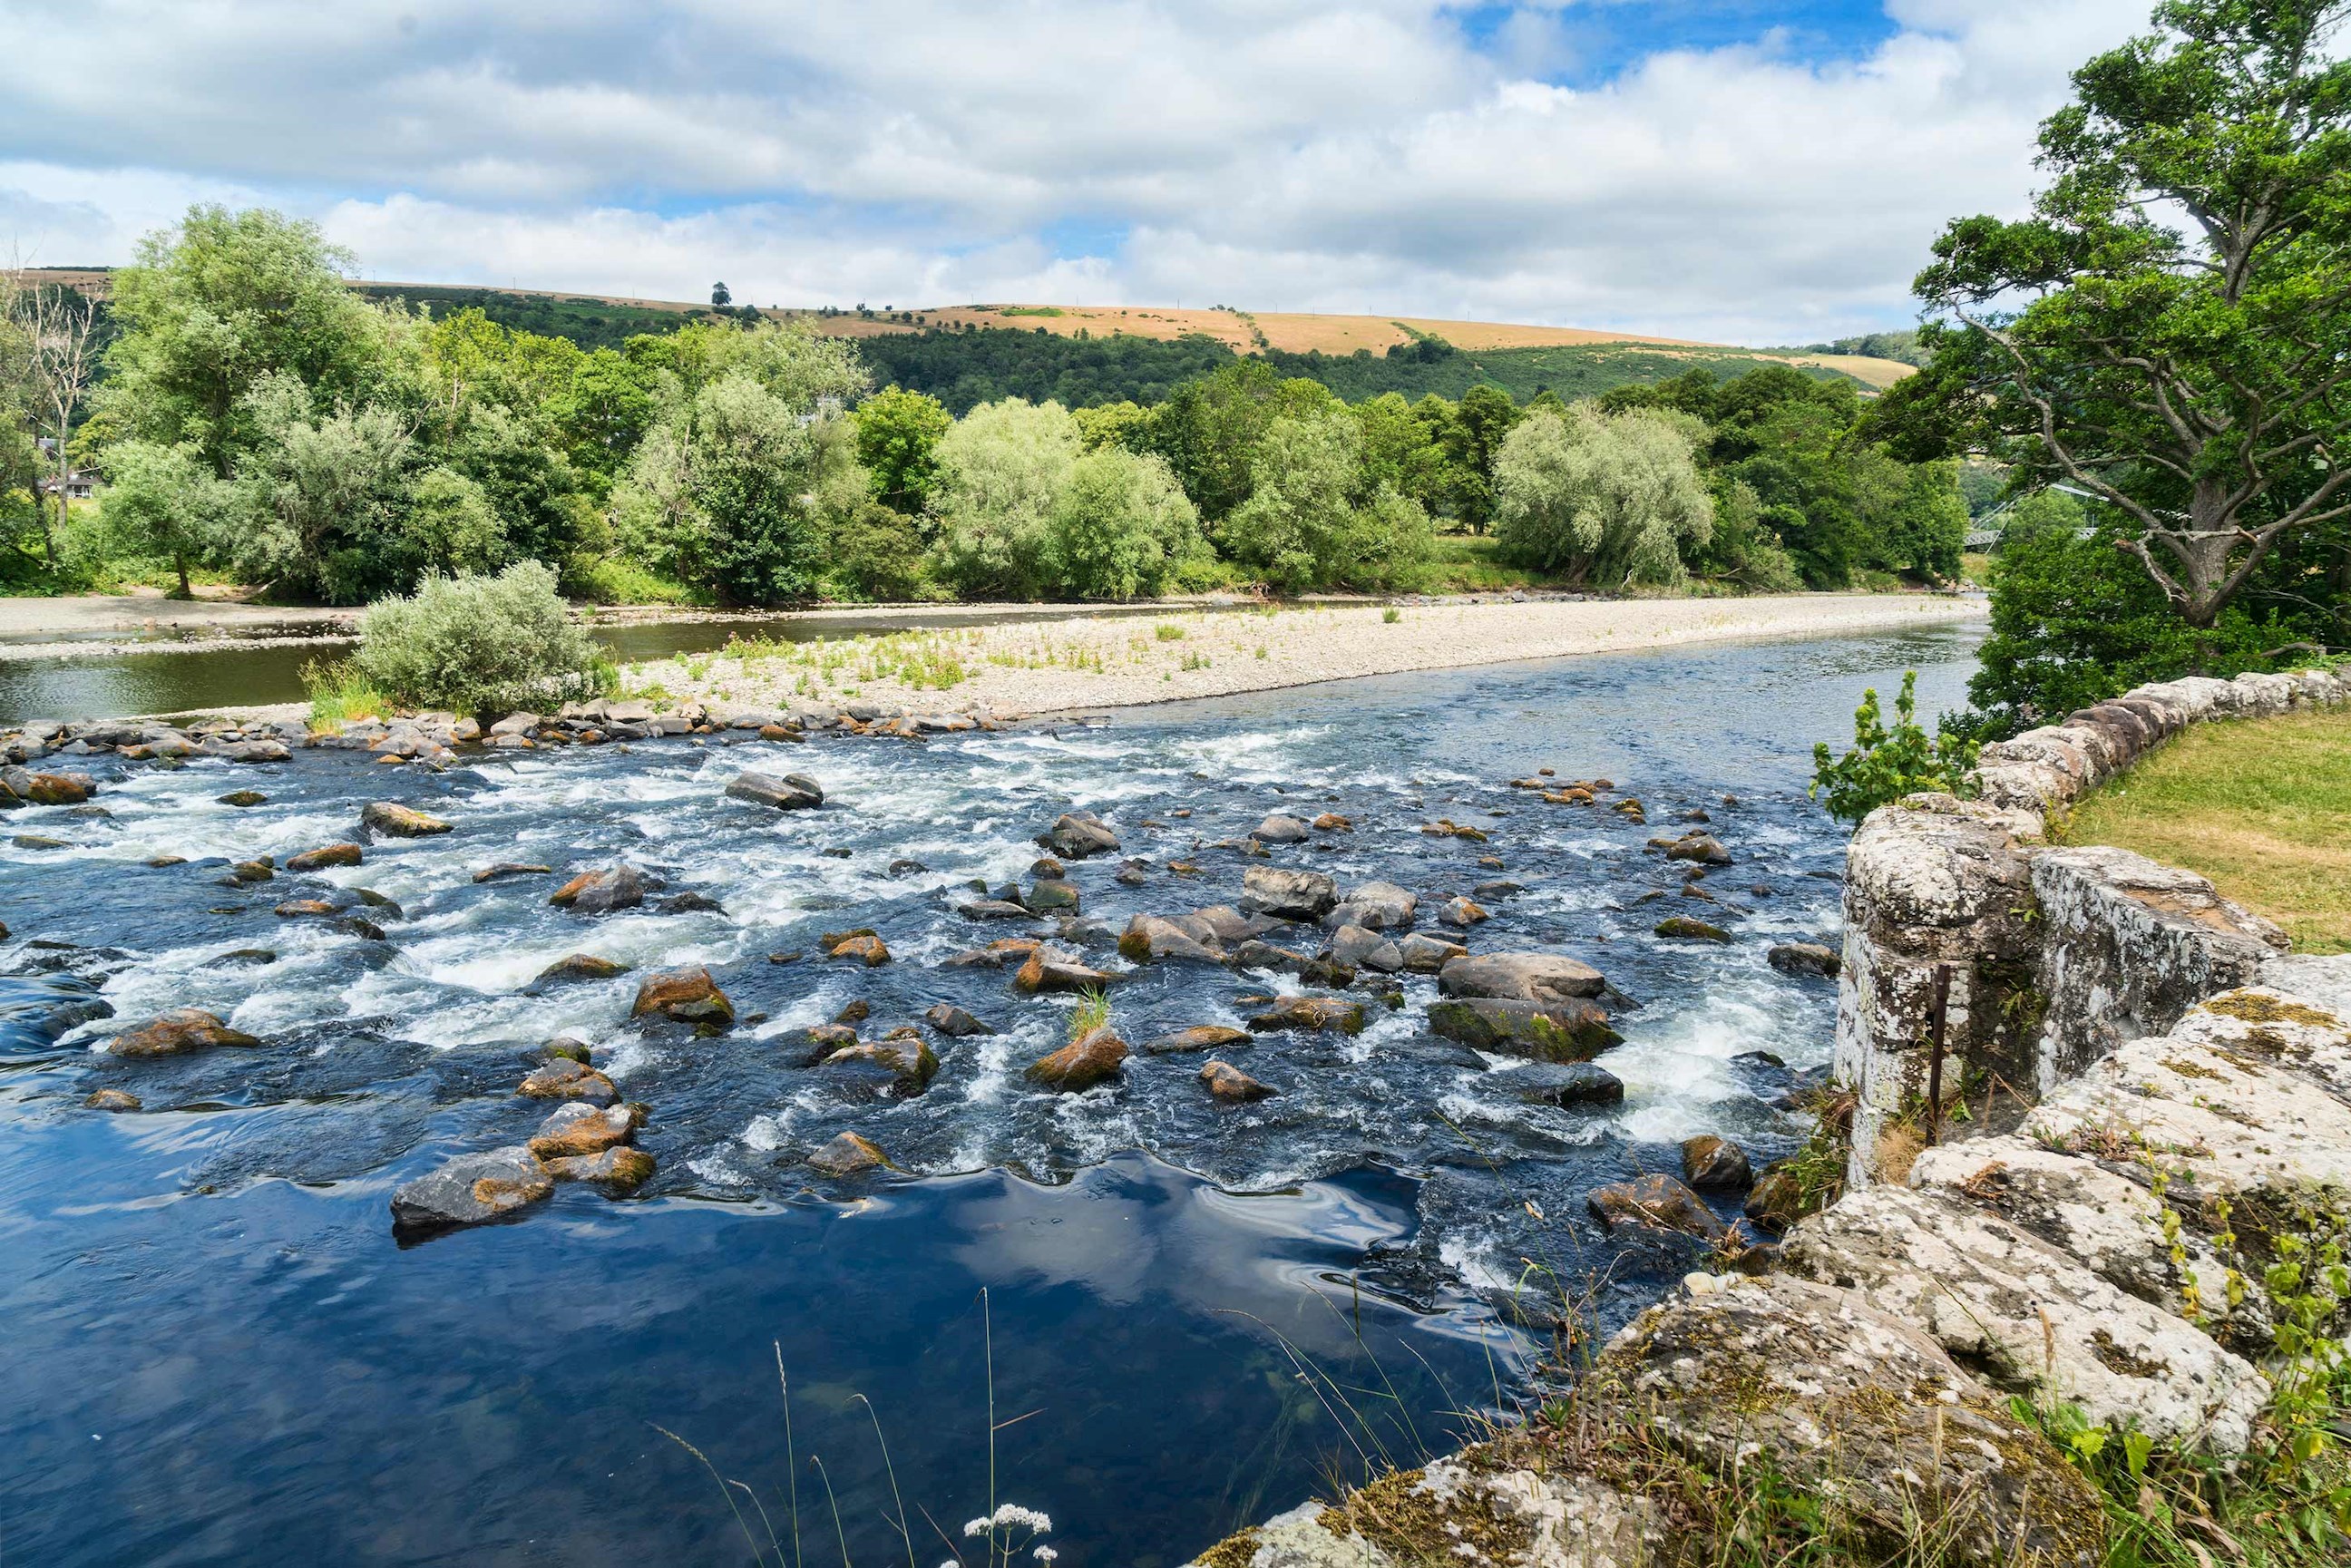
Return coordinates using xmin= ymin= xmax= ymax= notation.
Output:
xmin=1810 ymin=671 xmax=1980 ymax=824
xmin=352 ymin=561 xmax=600 ymax=716
xmin=1490 ymin=405 xmax=1714 ymax=588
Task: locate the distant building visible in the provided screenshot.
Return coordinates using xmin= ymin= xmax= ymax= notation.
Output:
xmin=38 ymin=469 xmax=96 ymax=502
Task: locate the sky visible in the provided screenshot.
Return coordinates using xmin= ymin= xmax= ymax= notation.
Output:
xmin=0 ymin=0 xmax=2160 ymax=344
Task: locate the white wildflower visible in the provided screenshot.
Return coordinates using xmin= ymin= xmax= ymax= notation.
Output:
xmin=964 ymin=1504 xmax=1052 ymax=1538
xmin=1034 ymin=1548 xmax=1058 ymax=1563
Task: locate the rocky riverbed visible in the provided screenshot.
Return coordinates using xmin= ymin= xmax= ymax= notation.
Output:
xmin=0 ymin=624 xmax=1982 ymax=1565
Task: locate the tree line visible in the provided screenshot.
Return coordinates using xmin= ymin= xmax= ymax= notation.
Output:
xmin=0 ymin=203 xmax=1971 ymax=615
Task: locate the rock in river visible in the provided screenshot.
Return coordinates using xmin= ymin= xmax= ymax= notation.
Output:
xmin=1251 ymin=813 xmax=1310 ymax=844
xmin=1437 ymin=896 xmax=1488 ymax=929
xmin=1437 ymin=952 xmax=1604 ymax=1003
xmin=1013 ymin=950 xmax=1114 ymax=995
xmin=108 ymin=1008 xmax=263 ymax=1057
xmin=1245 ymin=996 xmax=1366 ymax=1035
xmin=534 ymin=953 xmax=632 ymax=986
xmin=1026 ymin=1027 xmax=1127 ymax=1090
xmin=827 ymin=932 xmax=893 ymax=967
xmin=631 ymin=967 xmax=735 ymax=1029
xmin=1141 ymin=1024 xmax=1253 ymax=1056
xmin=390 ymin=1146 xmax=552 ymax=1232
xmin=726 ymin=770 xmax=824 ymax=811
xmin=923 ymin=1003 xmax=996 ymax=1037
xmin=550 ymin=865 xmax=645 ymax=913
xmin=1327 ymin=924 xmax=1401 ymax=973
xmin=1426 ymin=997 xmax=1621 ymax=1060
xmin=821 ymin=1034 xmax=940 ymax=1095
xmin=543 ymin=1146 xmax=656 ymax=1194
xmin=1654 ymin=916 xmax=1730 ymax=942
xmin=529 ymin=1101 xmax=643 ymax=1159
xmin=517 ymin=1058 xmax=619 ymax=1105
xmin=806 ymin=1131 xmax=891 ymax=1176
xmin=1493 ymin=1061 xmax=1624 ymax=1107
xmin=83 ymin=1088 xmax=143 ymax=1111
xmin=361 ymin=802 xmax=453 ymax=838
xmin=1119 ymin=913 xmax=1223 ymax=965
xmin=1323 ymin=881 xmax=1417 ymax=931
xmin=1239 ymin=865 xmax=1338 ymax=920
xmin=1585 ymin=1174 xmax=1727 ymax=1243
xmin=1682 ymin=1135 xmax=1752 ymax=1189
xmin=1037 ymin=811 xmax=1119 ymax=860
xmin=1768 ymin=941 xmax=1840 ymax=979
xmin=1663 ymin=832 xmax=1732 ymax=865
xmin=286 ymin=842 xmax=364 ymax=872
xmin=1396 ymin=933 xmax=1468 ymax=973
xmin=1201 ymin=1060 xmax=1276 ymax=1103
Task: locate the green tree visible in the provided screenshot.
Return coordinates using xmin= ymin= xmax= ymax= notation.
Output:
xmin=1882 ymin=461 xmax=1969 ymax=581
xmin=85 ymin=441 xmax=240 ymax=597
xmin=1042 ymin=448 xmax=1204 ymax=599
xmin=1490 ymin=405 xmax=1714 ymax=587
xmin=99 ymin=206 xmax=389 ymax=480
xmin=681 ymin=375 xmax=825 ymax=605
xmin=929 ymin=397 xmax=1083 ymax=598
xmin=1447 ymin=383 xmax=1522 ymax=533
xmin=1894 ymin=0 xmax=2351 ymax=630
xmin=854 ymin=385 xmax=953 ymax=515
xmin=237 ymin=384 xmax=419 ymax=603
xmin=1148 ymin=359 xmax=1332 ymax=521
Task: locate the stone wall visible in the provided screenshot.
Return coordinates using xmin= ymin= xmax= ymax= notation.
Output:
xmin=1839 ymin=667 xmax=2343 ymax=1179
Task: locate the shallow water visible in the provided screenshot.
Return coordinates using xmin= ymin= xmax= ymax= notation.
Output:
xmin=0 ymin=603 xmax=1222 ymax=725
xmin=0 ymin=622 xmax=1979 ymax=1566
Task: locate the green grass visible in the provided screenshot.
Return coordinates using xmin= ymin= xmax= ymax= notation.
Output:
xmin=1416 ymin=535 xmax=1546 ymax=593
xmin=301 ymin=657 xmax=390 ymax=731
xmin=565 ymin=554 xmax=708 ymax=607
xmin=2064 ymin=706 xmax=2351 ymax=953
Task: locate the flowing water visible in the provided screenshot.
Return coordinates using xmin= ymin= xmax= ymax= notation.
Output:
xmin=0 ymin=622 xmax=1980 ymax=1567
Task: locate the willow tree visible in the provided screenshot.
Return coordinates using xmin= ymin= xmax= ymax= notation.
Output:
xmin=1893 ymin=0 xmax=2351 ymax=629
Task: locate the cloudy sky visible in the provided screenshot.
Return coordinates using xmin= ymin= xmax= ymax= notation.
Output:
xmin=1 ymin=0 xmax=2156 ymax=343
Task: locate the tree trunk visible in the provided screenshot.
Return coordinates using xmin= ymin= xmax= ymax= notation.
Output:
xmin=174 ymin=551 xmax=191 ymax=600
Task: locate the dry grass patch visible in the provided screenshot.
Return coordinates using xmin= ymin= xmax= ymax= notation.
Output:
xmin=2065 ymin=706 xmax=2351 ymax=953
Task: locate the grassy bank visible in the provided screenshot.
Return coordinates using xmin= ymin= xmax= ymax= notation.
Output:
xmin=2064 ymin=705 xmax=2351 ymax=953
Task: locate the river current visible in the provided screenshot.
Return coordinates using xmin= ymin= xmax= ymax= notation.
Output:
xmin=0 ymin=622 xmax=1979 ymax=1567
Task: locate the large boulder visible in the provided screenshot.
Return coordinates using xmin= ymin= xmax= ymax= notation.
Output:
xmin=1680 ymin=1135 xmax=1751 ymax=1189
xmin=1492 ymin=1061 xmax=1624 ymax=1107
xmin=1396 ymin=933 xmax=1468 ymax=973
xmin=1437 ymin=952 xmax=1604 ymax=1004
xmin=1780 ymin=1184 xmax=2268 ymax=1449
xmin=1118 ymin=913 xmax=1223 ymax=965
xmin=390 ymin=1146 xmax=552 ymax=1232
xmin=543 ymin=1146 xmax=656 ymax=1193
xmin=821 ymin=1034 xmax=940 ymax=1096
xmin=361 ymin=802 xmax=453 ymax=837
xmin=1037 ymin=811 xmax=1119 ymax=860
xmin=1013 ymin=950 xmax=1114 ymax=995
xmin=1025 ymin=1027 xmax=1127 ymax=1091
xmin=726 ymin=770 xmax=824 ymax=810
xmin=108 ymin=1009 xmax=262 ymax=1057
xmin=1240 ymin=865 xmax=1338 ymax=920
xmin=286 ymin=842 xmax=364 ymax=872
xmin=1327 ymin=924 xmax=1401 ymax=974
xmin=1251 ymin=813 xmax=1310 ymax=844
xmin=0 ymin=768 xmax=94 ymax=806
xmin=1426 ymin=998 xmax=1620 ymax=1060
xmin=1201 ymin=1060 xmax=1276 ymax=1103
xmin=1323 ymin=881 xmax=1416 ymax=931
xmin=550 ymin=866 xmax=645 ymax=914
xmin=631 ymin=967 xmax=735 ymax=1030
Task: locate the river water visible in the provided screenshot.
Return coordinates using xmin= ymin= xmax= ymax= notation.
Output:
xmin=0 ymin=622 xmax=1979 ymax=1567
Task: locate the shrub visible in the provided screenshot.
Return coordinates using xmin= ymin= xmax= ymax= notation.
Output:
xmin=1810 ymin=671 xmax=1978 ymax=824
xmin=1041 ymin=448 xmax=1203 ymax=599
xmin=352 ymin=560 xmax=600 ymax=716
xmin=1491 ymin=405 xmax=1713 ymax=588
xmin=929 ymin=398 xmax=1082 ymax=599
xmin=300 ymin=658 xmax=388 ymax=732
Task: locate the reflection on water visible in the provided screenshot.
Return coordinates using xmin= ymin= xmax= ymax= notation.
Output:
xmin=0 ymin=622 xmax=1981 ymax=1565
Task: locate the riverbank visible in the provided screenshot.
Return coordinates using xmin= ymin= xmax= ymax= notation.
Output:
xmin=625 ymin=592 xmax=1985 ymax=720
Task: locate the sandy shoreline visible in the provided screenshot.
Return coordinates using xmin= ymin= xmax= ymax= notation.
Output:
xmin=630 ymin=592 xmax=1986 ymax=720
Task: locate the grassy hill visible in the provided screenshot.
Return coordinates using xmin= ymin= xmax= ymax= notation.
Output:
xmin=6 ymin=268 xmax=1917 ymax=408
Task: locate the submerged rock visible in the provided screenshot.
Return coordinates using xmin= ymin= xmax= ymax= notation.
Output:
xmin=1025 ymin=1027 xmax=1127 ymax=1090
xmin=473 ymin=862 xmax=551 ymax=883
xmin=108 ymin=1009 xmax=262 ymax=1057
xmin=1654 ymin=916 xmax=1730 ymax=942
xmin=1493 ymin=1061 xmax=1624 ymax=1107
xmin=83 ymin=1087 xmax=143 ymax=1111
xmin=390 ymin=1146 xmax=552 ymax=1232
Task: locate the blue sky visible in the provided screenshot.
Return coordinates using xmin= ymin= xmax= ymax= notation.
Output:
xmin=0 ymin=1 xmax=2158 ymax=343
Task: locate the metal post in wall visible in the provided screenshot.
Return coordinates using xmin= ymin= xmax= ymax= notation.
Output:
xmin=1925 ymin=963 xmax=1953 ymax=1146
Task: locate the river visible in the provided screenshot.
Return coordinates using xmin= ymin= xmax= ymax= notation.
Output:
xmin=0 ymin=621 xmax=1980 ymax=1566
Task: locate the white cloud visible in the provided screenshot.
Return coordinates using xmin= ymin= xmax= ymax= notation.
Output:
xmin=0 ymin=0 xmax=2160 ymax=339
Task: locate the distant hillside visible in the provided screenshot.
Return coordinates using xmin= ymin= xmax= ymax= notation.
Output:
xmin=4 ymin=268 xmax=1917 ymax=405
